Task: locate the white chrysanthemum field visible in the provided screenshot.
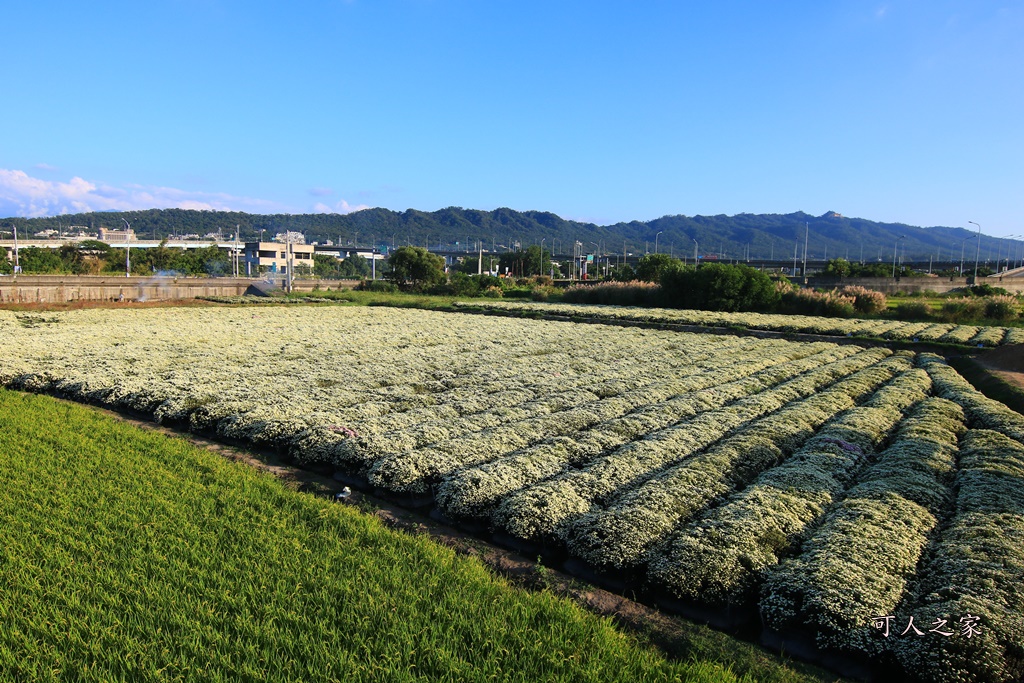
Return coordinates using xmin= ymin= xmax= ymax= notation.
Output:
xmin=3 ymin=304 xmax=1022 ymax=683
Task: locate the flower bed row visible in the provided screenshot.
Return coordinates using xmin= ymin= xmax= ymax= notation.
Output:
xmin=919 ymin=353 xmax=1024 ymax=442
xmin=490 ymin=347 xmax=894 ymax=543
xmin=453 ymin=300 xmax=1024 ymax=347
xmin=374 ymin=343 xmax=860 ymax=495
xmin=759 ymin=397 xmax=964 ymax=656
xmin=647 ymin=364 xmax=933 ymax=605
xmin=434 ymin=343 xmax=854 ymax=519
xmin=564 ymin=355 xmax=918 ymax=570
xmin=889 ymin=429 xmax=1024 ymax=683
xmin=335 ymin=337 xmax=827 ymax=472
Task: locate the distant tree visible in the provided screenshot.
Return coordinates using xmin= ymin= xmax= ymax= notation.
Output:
xmin=388 ymin=246 xmax=446 ymax=291
xmin=19 ymin=247 xmax=66 ymax=274
xmin=661 ymin=263 xmax=779 ymax=312
xmin=313 ymin=253 xmax=366 ymax=279
xmin=498 ymin=246 xmax=548 ymax=278
xmin=635 ymin=253 xmax=681 ymax=282
xmin=609 ymin=264 xmax=636 ymax=282
xmin=823 ymin=258 xmax=852 ymax=279
xmin=0 ymin=257 xmax=12 ymax=275
xmin=455 ymin=253 xmax=499 ymax=275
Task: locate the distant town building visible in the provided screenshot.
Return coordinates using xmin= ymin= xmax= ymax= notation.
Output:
xmin=244 ymin=241 xmax=314 ymax=275
xmin=97 ymin=227 xmax=136 ymax=242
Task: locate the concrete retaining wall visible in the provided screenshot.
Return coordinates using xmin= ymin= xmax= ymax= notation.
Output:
xmin=0 ymin=276 xmax=359 ymax=303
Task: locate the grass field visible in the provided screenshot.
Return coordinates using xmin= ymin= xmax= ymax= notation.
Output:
xmin=0 ymin=388 xmax=842 ymax=683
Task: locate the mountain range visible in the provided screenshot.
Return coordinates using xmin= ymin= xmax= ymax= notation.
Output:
xmin=6 ymin=207 xmax=1021 ymax=264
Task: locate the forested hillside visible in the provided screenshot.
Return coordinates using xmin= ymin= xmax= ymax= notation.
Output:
xmin=6 ymin=207 xmax=1018 ymax=263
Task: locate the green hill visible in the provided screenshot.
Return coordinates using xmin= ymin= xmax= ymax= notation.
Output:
xmin=7 ymin=207 xmax=1018 ymax=263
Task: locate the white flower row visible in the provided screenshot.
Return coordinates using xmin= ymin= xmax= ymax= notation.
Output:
xmin=490 ymin=347 xmax=894 ymax=543
xmin=563 ymin=355 xmax=920 ymax=570
xmin=346 ymin=334 xmax=766 ymax=471
xmin=647 ymin=365 xmax=933 ymax=604
xmin=435 ymin=342 xmax=853 ymax=518
xmin=888 ymin=429 xmax=1024 ymax=683
xmin=758 ymin=397 xmax=964 ymax=656
xmin=454 ymin=300 xmax=1017 ymax=346
xmin=919 ymin=353 xmax=1024 ymax=443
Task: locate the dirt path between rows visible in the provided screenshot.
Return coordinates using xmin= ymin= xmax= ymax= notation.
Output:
xmin=974 ymin=345 xmax=1024 ymax=391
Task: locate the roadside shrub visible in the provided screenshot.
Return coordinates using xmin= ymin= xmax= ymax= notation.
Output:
xmin=984 ymin=295 xmax=1021 ymax=321
xmin=561 ymin=281 xmax=660 ymax=306
xmin=896 ymin=301 xmax=934 ymax=320
xmin=483 ymin=285 xmax=504 ymax=298
xmin=530 ymin=285 xmax=559 ymax=302
xmin=356 ymin=279 xmax=399 ymax=293
xmin=942 ymin=297 xmax=985 ymax=322
xmin=969 ymin=283 xmax=1009 ymax=297
xmin=838 ymin=285 xmax=887 ymax=315
xmin=777 ymin=282 xmax=857 ymax=318
xmin=660 ymin=263 xmax=779 ymax=312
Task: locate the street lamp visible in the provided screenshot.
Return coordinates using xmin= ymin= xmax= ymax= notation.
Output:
xmin=540 ymin=238 xmax=546 ymax=277
xmin=969 ymin=221 xmax=981 ymax=281
xmin=959 ymin=234 xmax=977 ymax=275
xmin=655 ymin=231 xmax=663 ymax=254
xmin=122 ymin=218 xmax=131 ymax=277
xmin=892 ymin=235 xmax=906 ymax=278
xmin=692 ymin=238 xmax=698 ymax=265
xmin=802 ymin=222 xmax=809 ymax=278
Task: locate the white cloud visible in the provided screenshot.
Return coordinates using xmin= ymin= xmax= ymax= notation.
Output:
xmin=35 ymin=162 xmax=60 ymax=172
xmin=312 ymin=199 xmax=371 ymax=214
xmin=0 ymin=169 xmax=288 ymax=217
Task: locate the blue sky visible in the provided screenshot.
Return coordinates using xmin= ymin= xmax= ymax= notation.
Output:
xmin=2 ymin=1 xmax=1021 ymax=236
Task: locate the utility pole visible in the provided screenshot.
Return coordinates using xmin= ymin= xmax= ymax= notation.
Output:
xmin=969 ymin=221 xmax=982 ymax=281
xmin=802 ymin=222 xmax=809 ymax=279
xmin=122 ymin=218 xmax=131 ymax=277
xmin=12 ymin=224 xmax=20 ymax=274
xmin=892 ymin=235 xmax=906 ymax=278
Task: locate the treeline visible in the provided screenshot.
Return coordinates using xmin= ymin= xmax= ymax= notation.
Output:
xmin=1 ymin=241 xmax=230 ymax=276
xmin=6 ymin=206 xmax=1016 ymax=265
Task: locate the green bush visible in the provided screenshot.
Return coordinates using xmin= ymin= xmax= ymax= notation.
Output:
xmin=941 ymin=297 xmax=985 ymax=322
xmin=983 ymin=295 xmax=1021 ymax=321
xmin=660 ymin=263 xmax=780 ymax=312
xmin=561 ymin=281 xmax=661 ymax=306
xmin=969 ymin=284 xmax=1009 ymax=297
xmin=896 ymin=301 xmax=934 ymax=320
xmin=357 ymin=279 xmax=399 ymax=293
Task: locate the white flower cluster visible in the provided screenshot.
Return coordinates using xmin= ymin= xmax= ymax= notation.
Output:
xmin=361 ymin=335 xmax=765 ymax=490
xmin=563 ymin=353 xmax=918 ymax=570
xmin=888 ymin=429 xmax=1024 ymax=683
xmin=759 ymin=397 xmax=964 ymax=656
xmin=491 ymin=347 xmax=894 ymax=543
xmin=647 ymin=366 xmax=933 ymax=604
xmin=436 ymin=341 xmax=848 ymax=519
xmin=454 ymin=300 xmax=1018 ymax=347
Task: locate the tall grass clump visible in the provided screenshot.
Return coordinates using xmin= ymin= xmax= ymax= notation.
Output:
xmin=561 ymin=281 xmax=662 ymax=306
